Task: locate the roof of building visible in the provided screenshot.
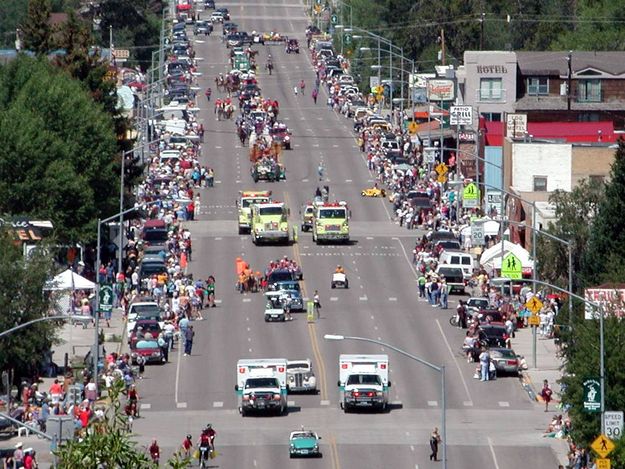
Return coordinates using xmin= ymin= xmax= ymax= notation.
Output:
xmin=516 ymin=51 xmax=625 ymax=77
xmin=482 ymin=120 xmax=616 ymax=146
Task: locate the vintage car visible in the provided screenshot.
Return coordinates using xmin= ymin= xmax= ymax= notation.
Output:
xmin=287 ymin=359 xmax=317 ymax=392
xmin=269 ymin=123 xmax=292 ymax=149
xmin=264 ymin=292 xmax=286 ymax=322
xmin=289 ymin=428 xmax=322 ymax=458
xmin=300 ymin=203 xmax=315 ymax=232
xmin=286 ymin=38 xmax=300 ymax=54
xmin=361 ymin=186 xmax=386 ymax=198
xmin=331 ymin=272 xmax=349 ymax=289
xmin=251 ymin=161 xmax=286 ymax=182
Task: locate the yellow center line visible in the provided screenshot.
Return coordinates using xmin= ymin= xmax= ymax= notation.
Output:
xmin=284 ymin=191 xmax=328 ymax=401
xmin=329 ymin=433 xmax=342 ymax=469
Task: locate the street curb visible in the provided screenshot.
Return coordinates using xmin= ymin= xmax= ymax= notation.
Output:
xmin=520 ymin=371 xmax=539 ymax=402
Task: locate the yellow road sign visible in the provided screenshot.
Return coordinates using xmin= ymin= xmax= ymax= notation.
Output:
xmin=463 ymin=182 xmax=479 ymax=200
xmin=528 ymin=315 xmax=540 ymax=326
xmin=591 ymin=435 xmax=615 ymax=459
xmin=525 ymin=296 xmax=543 ymax=314
xmin=501 ymin=252 xmax=522 ymax=279
xmin=437 ymin=174 xmax=448 ymax=183
xmin=435 ymin=163 xmax=448 ymax=175
xmin=408 ymin=121 xmax=418 ymax=135
xmin=596 ymin=458 xmax=611 ymax=469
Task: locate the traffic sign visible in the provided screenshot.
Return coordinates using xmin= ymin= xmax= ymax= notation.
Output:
xmin=605 ymin=411 xmax=624 ymax=440
xmin=596 ymin=458 xmax=611 ymax=469
xmin=112 ymin=49 xmax=130 ymax=59
xmin=331 ymin=13 xmax=338 ymax=24
xmin=583 ymin=378 xmax=602 ymax=413
xmin=463 ymin=183 xmax=479 ymax=200
xmin=501 ymin=252 xmax=522 ymax=279
xmin=471 ymin=223 xmax=485 ymax=246
xmin=344 ymin=34 xmax=352 ymax=44
xmin=435 ymin=163 xmax=448 ymax=175
xmin=423 ymin=147 xmax=438 ymax=164
xmin=314 ymin=4 xmax=321 ymax=13
xmin=525 ymin=296 xmax=543 ymax=314
xmin=449 ymin=105 xmax=473 ymax=126
xmin=437 ymin=174 xmax=448 ymax=183
xmin=407 ymin=121 xmax=418 ymax=135
xmin=591 ymin=434 xmax=615 ymax=459
xmin=99 ymin=285 xmax=114 ymax=312
xmin=528 ymin=315 xmax=540 ymax=326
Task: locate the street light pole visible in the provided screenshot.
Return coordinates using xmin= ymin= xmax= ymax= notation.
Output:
xmin=324 ymin=334 xmax=447 ymax=469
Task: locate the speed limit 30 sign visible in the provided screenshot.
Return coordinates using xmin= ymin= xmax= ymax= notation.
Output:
xmin=604 ymin=411 xmax=624 ymax=440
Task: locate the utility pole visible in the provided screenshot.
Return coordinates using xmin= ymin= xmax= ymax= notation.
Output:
xmin=440 ymin=29 xmax=446 ymax=66
xmin=566 ymin=51 xmax=572 ymax=111
xmin=479 ymin=13 xmax=485 ymax=50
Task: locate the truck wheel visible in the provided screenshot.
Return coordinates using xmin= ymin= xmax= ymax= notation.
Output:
xmin=331 ymin=283 xmax=335 ymax=289
xmin=238 ymin=227 xmax=244 ymax=234
xmin=345 ymin=280 xmax=349 ymax=289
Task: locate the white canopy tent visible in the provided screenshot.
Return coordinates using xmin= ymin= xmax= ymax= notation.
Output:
xmin=479 ymin=240 xmax=535 ymax=272
xmin=44 ymin=269 xmax=96 ymax=291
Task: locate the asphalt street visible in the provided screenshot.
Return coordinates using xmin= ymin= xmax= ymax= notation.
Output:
xmin=134 ymin=2 xmax=561 ymax=468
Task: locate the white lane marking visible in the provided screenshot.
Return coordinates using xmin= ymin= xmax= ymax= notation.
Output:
xmin=213 ymin=401 xmax=224 ymax=408
xmin=330 ymin=297 xmax=338 ymax=301
xmin=463 ymin=401 xmax=474 ymax=406
xmin=488 ymin=437 xmax=501 ymax=469
xmin=243 ymin=298 xmax=251 ymax=303
xmin=317 ymin=117 xmax=323 ymax=120
xmin=320 ymin=400 xmax=330 ymax=406
xmin=235 ymin=180 xmax=242 ymax=183
xmin=498 ymin=401 xmax=510 ymax=407
xmin=288 ymin=400 xmax=295 ymax=406
xmin=410 ymin=445 xmax=415 ymax=452
xmin=366 ymin=236 xmax=373 ymax=240
xmin=215 ymin=180 xmax=222 ymax=184
xmin=174 ymin=328 xmax=182 ymax=405
xmin=390 ymin=400 xmax=402 ymax=406
xmin=215 ymin=300 xmax=222 ymax=305
xmin=370 ymin=315 xmax=375 ymax=320
xmin=359 ymin=296 xmax=368 ymax=301
xmin=388 ymin=297 xmax=397 ymax=301
xmin=427 ymin=400 xmax=438 ymax=407
xmin=435 ymin=319 xmax=473 ymax=403
xmin=215 ymin=237 xmax=222 ymax=240
xmin=253 ymin=460 xmax=257 ymax=467
xmin=345 ymin=179 xmax=352 ymax=183
xmin=215 ymin=146 xmax=222 ymax=149
xmin=177 ymin=402 xmax=187 ymax=408
xmin=332 ymin=144 xmax=339 ymax=148
xmin=302 ymin=178 xmax=309 ymax=182
xmin=140 ymin=403 xmax=151 ymax=410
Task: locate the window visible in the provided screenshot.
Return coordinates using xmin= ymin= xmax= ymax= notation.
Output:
xmin=479 ymin=78 xmax=503 ymax=101
xmin=533 ymin=176 xmax=548 ymax=192
xmin=527 ymin=77 xmax=549 ymax=96
xmin=589 ymin=175 xmax=605 ymax=185
xmin=578 ymin=79 xmax=602 ymax=102
xmin=480 ymin=112 xmax=502 ymax=122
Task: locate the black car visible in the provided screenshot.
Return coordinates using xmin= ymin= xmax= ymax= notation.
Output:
xmin=204 ymin=0 xmax=215 ymax=9
xmin=435 ymin=267 xmax=465 ymax=293
xmin=216 ymin=7 xmax=230 ymax=20
xmin=478 ymin=325 xmax=508 ymax=348
xmin=193 ymin=20 xmax=213 ymax=35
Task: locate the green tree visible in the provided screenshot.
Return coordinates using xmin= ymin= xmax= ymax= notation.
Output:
xmin=0 ymin=0 xmax=28 ymax=48
xmin=582 ymin=141 xmax=625 ymax=285
xmin=536 ymin=179 xmax=604 ymax=294
xmin=55 ymin=380 xmax=191 ymax=468
xmin=20 ymin=0 xmax=53 ymax=55
xmin=0 ymin=56 xmax=118 ymax=243
xmin=0 ymin=231 xmax=58 ymax=380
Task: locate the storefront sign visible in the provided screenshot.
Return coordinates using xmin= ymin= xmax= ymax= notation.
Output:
xmin=477 ymin=65 xmax=508 ymax=74
xmin=427 ymin=80 xmax=455 ymax=101
xmin=458 ymin=131 xmax=476 ymax=142
xmin=506 ymin=113 xmax=528 ymax=138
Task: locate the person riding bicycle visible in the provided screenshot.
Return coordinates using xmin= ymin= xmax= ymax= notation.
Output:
xmin=335 ymin=265 xmax=345 ymax=274
xmin=198 ymin=424 xmax=216 ymax=464
xmin=149 ymin=438 xmax=160 ymax=464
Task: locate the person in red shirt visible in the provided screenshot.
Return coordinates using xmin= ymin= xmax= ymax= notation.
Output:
xmin=181 ymin=434 xmax=193 ymax=459
xmin=23 ymin=449 xmax=37 ymax=469
xmin=149 ymin=438 xmax=160 ymax=464
xmin=79 ymin=404 xmax=91 ymax=428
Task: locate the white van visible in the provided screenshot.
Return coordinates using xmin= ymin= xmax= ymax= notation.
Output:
xmin=438 ymin=250 xmax=474 ymax=279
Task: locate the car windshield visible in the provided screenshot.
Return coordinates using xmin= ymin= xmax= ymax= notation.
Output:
xmin=268 ymin=271 xmax=294 ymax=283
xmin=438 ymin=268 xmax=463 ymax=276
xmin=287 ymin=363 xmax=309 ymax=370
xmin=242 ymin=198 xmax=269 ymax=208
xmin=245 ymin=378 xmax=279 ymax=388
xmin=143 ymin=230 xmax=168 ymax=242
xmin=136 ymin=341 xmax=159 ymax=350
xmin=481 ymin=327 xmax=506 ymax=337
xmin=346 ymin=374 xmax=381 ymax=386
xmin=259 ymin=206 xmax=283 ymax=216
xmin=491 ymin=349 xmax=516 ymax=359
xmin=277 ymin=282 xmax=300 ymax=291
xmin=293 ymin=432 xmax=315 ymax=439
xmin=132 ymin=304 xmax=161 ymax=316
xmin=319 ymin=208 xmax=346 ymax=219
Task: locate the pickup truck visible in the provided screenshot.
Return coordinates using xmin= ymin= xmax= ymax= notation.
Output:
xmin=435 ymin=266 xmax=466 ymax=294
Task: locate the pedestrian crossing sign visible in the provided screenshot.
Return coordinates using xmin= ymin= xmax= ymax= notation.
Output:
xmin=501 ymin=253 xmax=522 ymax=279
xmin=596 ymin=458 xmax=611 ymax=469
xmin=463 ymin=183 xmax=479 ymax=200
xmin=591 ymin=434 xmax=615 ymax=459
xmin=525 ymin=296 xmax=543 ymax=314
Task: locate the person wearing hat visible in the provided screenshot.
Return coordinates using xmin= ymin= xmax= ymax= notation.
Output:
xmin=23 ymin=448 xmax=36 ymax=469
xmin=13 ymin=442 xmax=24 ymax=467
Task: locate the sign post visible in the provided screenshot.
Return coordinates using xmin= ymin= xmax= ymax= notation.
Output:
xmin=501 ymin=253 xmax=522 ymax=280
xmin=604 ymin=411 xmax=624 ymax=440
xmin=471 ymin=221 xmax=485 ymax=246
xmin=449 ymin=105 xmax=473 ymax=126
xmin=99 ymin=285 xmax=114 ymax=314
xmin=583 ymin=378 xmax=602 ymax=413
xmin=591 ymin=434 xmax=615 ymax=459
xmin=462 ymin=183 xmax=479 ymax=209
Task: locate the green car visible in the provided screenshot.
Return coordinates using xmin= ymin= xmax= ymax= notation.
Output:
xmin=289 ymin=429 xmax=321 ymax=458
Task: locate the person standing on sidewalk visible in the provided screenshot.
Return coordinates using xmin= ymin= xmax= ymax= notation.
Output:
xmin=439 ymin=279 xmax=449 ymax=309
xmin=479 ymin=347 xmax=490 ymax=382
xmin=312 ymin=87 xmax=318 ymax=104
xmin=429 ymin=427 xmax=441 ymax=461
xmin=184 ymin=326 xmax=195 ymax=356
xmin=541 ymin=379 xmax=553 ymax=412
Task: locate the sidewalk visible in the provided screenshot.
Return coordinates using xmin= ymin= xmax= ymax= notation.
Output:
xmin=513 ymin=325 xmax=570 ymax=466
xmin=2 ymin=309 xmax=127 ymax=468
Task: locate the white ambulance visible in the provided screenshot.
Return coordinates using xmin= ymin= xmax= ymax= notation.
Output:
xmin=235 ymin=358 xmax=288 ymax=416
xmin=338 ymin=354 xmax=390 ymax=412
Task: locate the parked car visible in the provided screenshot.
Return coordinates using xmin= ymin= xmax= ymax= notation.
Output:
xmin=130 ymin=339 xmax=164 ymax=365
xmin=478 ymin=325 xmax=508 ymax=348
xmin=193 ymin=20 xmax=213 ymax=35
xmin=434 ymin=266 xmax=465 ymax=293
xmin=129 ymin=319 xmax=162 ymax=345
xmin=489 ymin=347 xmax=520 ymax=376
